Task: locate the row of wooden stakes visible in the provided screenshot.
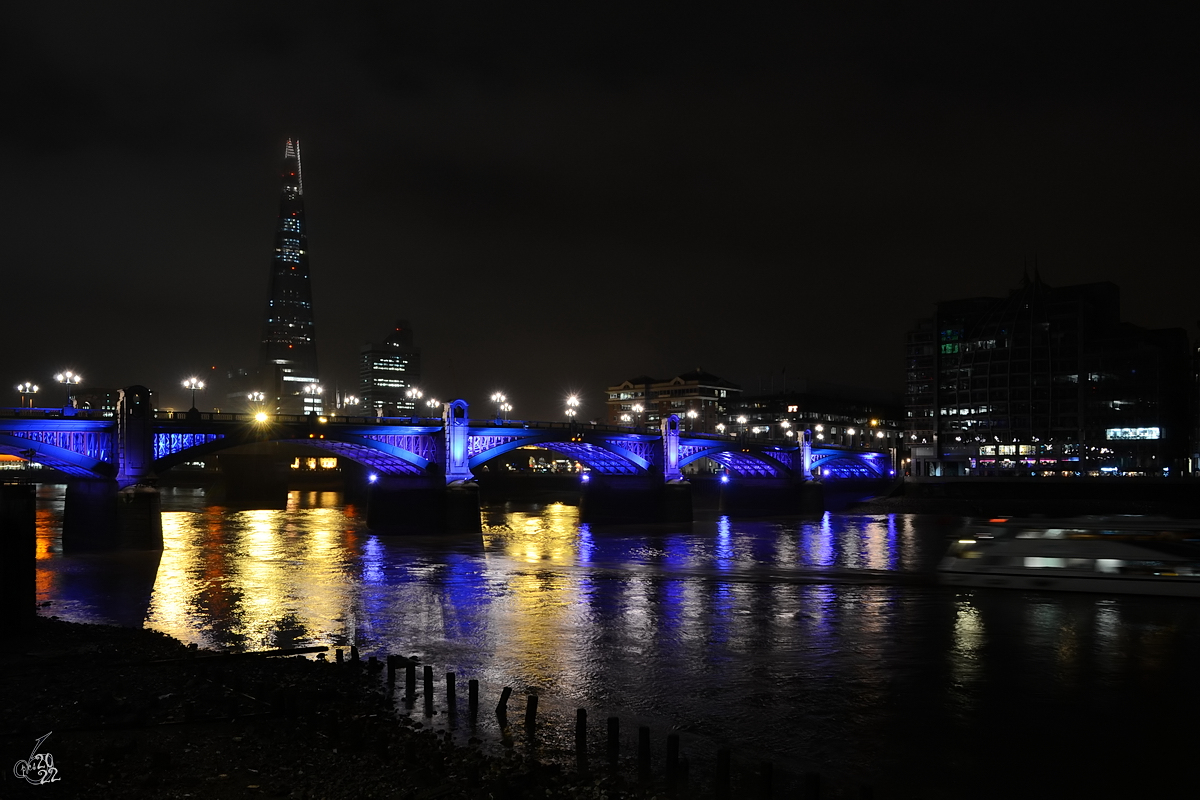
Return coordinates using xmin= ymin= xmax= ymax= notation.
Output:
xmin=328 ymin=648 xmax=879 ymax=799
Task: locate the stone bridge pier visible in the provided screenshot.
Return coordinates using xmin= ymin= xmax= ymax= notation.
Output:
xmin=578 ymin=473 xmax=692 ymax=525
xmin=61 ymin=386 xmax=162 ymax=551
xmin=365 ymin=401 xmax=482 ymax=534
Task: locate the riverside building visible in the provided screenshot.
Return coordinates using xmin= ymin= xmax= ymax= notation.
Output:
xmin=605 ymin=369 xmax=740 ymax=433
xmin=905 ymin=273 xmax=1190 ymax=477
xmin=729 ymin=380 xmax=904 ymax=456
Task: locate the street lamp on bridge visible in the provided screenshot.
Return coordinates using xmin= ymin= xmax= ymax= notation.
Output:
xmin=55 ymin=371 xmax=81 ymax=408
xmin=16 ymin=382 xmax=39 ymax=408
xmin=491 ymin=392 xmax=507 ymax=421
xmin=302 ymin=383 xmax=324 ymax=415
xmin=565 ymin=395 xmax=579 ymax=426
xmin=183 ymin=377 xmax=204 ymax=410
xmin=247 ymin=391 xmax=267 ymax=415
xmin=686 ymin=408 xmax=698 ymax=431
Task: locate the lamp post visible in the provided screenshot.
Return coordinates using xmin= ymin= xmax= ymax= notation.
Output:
xmin=716 ymin=422 xmax=726 ymax=436
xmin=16 ymin=382 xmax=39 ymax=409
xmin=686 ymin=408 xmax=698 ymax=432
xmin=303 ymin=383 xmax=323 ymax=414
xmin=632 ymin=403 xmax=644 ymax=431
xmin=491 ymin=392 xmax=507 ymax=422
xmin=565 ymin=395 xmax=579 ymax=428
xmin=499 ymin=402 xmax=512 ymax=421
xmin=426 ymin=397 xmax=441 ymax=417
xmin=55 ymin=371 xmax=81 ymax=408
xmin=737 ymin=415 xmax=748 ymax=439
xmin=183 ymin=377 xmax=204 ymax=410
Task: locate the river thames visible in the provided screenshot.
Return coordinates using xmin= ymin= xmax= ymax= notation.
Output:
xmin=32 ymin=485 xmax=1200 ymax=798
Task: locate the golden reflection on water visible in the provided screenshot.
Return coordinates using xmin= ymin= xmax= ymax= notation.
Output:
xmin=480 ymin=503 xmax=584 ymax=685
xmin=148 ymin=498 xmax=359 ymax=650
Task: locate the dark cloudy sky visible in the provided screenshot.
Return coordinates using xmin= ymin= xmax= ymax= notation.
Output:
xmin=2 ymin=4 xmax=1195 ymax=419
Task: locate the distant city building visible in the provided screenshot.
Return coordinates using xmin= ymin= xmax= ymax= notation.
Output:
xmin=605 ymin=369 xmax=740 ymax=432
xmin=68 ymin=388 xmax=120 ymax=412
xmin=259 ymin=139 xmax=321 ymax=414
xmin=729 ymin=380 xmax=904 ymax=455
xmin=360 ymin=320 xmax=422 ymax=417
xmin=905 ymin=273 xmax=1191 ymax=477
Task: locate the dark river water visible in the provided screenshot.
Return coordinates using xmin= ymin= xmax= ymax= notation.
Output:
xmin=33 ymin=485 xmax=1200 ymax=798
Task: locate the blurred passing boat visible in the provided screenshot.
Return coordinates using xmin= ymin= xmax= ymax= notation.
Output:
xmin=938 ymin=516 xmax=1200 ymax=596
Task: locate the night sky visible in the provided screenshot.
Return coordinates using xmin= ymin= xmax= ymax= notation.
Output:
xmin=3 ymin=5 xmax=1195 ymax=419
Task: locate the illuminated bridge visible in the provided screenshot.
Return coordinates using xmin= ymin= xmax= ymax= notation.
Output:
xmin=0 ymin=387 xmax=895 ymax=543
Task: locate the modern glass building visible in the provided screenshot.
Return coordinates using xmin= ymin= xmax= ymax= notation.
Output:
xmin=360 ymin=321 xmax=422 ymax=417
xmin=260 ymin=139 xmax=320 ymax=414
xmin=905 ymin=274 xmax=1190 ymax=477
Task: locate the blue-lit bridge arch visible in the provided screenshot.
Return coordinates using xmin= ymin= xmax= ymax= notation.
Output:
xmin=0 ymin=428 xmax=113 ymax=479
xmin=0 ymin=410 xmax=894 ymax=485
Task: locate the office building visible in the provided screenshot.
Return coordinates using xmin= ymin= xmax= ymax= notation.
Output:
xmin=360 ymin=321 xmax=422 ymax=416
xmin=905 ymin=273 xmax=1190 ymax=476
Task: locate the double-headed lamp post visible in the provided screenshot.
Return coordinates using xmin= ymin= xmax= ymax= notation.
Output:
xmin=55 ymin=371 xmax=81 ymax=407
xmin=16 ymin=382 xmax=39 ymax=408
xmin=183 ymin=377 xmax=204 ymax=410
xmin=565 ymin=395 xmax=580 ymax=427
xmin=303 ymin=383 xmax=323 ymax=414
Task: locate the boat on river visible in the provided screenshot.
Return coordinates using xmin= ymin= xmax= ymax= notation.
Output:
xmin=938 ymin=516 xmax=1200 ymax=596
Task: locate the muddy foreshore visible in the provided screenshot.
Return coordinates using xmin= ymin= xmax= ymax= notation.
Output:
xmin=1 ymin=617 xmax=675 ymax=799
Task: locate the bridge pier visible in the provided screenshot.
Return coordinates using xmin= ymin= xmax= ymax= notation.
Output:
xmin=213 ymin=453 xmax=289 ymax=508
xmin=63 ymin=479 xmax=119 ymax=550
xmin=366 ymin=475 xmax=481 ymax=534
xmin=63 ymin=479 xmax=163 ymax=551
xmin=718 ymin=477 xmax=820 ymax=517
xmin=579 ymin=475 xmax=692 ymax=525
xmin=1 ymin=483 xmax=37 ymax=628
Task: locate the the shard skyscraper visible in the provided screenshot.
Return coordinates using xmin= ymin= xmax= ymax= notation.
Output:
xmin=260 ymin=139 xmax=321 ymax=413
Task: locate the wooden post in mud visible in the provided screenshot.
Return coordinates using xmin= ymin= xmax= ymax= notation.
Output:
xmin=496 ymin=687 xmax=512 ymax=719
xmin=637 ymin=726 xmax=651 ymax=784
xmin=575 ymin=709 xmax=587 ymax=773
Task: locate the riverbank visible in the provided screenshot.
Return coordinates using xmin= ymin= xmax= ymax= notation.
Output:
xmin=1 ymin=617 xmax=662 ymax=798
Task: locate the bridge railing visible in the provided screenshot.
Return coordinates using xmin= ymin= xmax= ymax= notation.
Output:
xmin=0 ymin=407 xmax=114 ymax=419
xmin=154 ymin=411 xmax=448 ymax=426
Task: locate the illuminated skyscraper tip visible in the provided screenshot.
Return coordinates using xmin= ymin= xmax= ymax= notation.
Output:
xmin=260 ymin=138 xmax=319 ymax=413
xmin=284 ymin=138 xmax=304 ymax=195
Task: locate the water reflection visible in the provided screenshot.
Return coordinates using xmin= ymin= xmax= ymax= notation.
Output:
xmin=31 ymin=493 xmax=1200 ymax=798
